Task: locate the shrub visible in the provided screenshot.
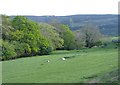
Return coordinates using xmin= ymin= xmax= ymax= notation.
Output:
xmin=2 ymin=40 xmax=17 ymax=60
xmin=94 ymin=41 xmax=103 ymax=46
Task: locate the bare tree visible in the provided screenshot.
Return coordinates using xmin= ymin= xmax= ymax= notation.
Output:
xmin=74 ymin=30 xmax=85 ymax=49
xmin=81 ymin=23 xmax=102 ymax=48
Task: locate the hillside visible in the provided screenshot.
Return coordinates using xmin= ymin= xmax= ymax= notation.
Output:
xmin=2 ymin=48 xmax=118 ymax=83
xmin=18 ymin=14 xmax=118 ymax=36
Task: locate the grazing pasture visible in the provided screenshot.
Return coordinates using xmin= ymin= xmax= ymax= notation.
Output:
xmin=2 ymin=47 xmax=118 ymax=83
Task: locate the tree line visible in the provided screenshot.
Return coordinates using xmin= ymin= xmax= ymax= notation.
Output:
xmin=0 ymin=15 xmax=103 ymax=61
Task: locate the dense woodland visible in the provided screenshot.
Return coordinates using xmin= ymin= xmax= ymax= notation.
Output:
xmin=0 ymin=15 xmax=114 ymax=61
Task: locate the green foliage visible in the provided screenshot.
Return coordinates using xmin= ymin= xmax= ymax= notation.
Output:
xmin=2 ymin=40 xmax=17 ymax=60
xmin=39 ymin=23 xmax=64 ymax=50
xmin=1 ymin=15 xmax=111 ymax=61
xmin=93 ymin=41 xmax=103 ymax=46
xmin=60 ymin=24 xmax=75 ymax=50
xmin=11 ymin=16 xmax=53 ymax=56
xmin=52 ymin=24 xmax=76 ymax=50
xmin=11 ymin=41 xmax=31 ymax=57
xmin=1 ymin=15 xmax=53 ymax=60
xmin=37 ymin=37 xmax=52 ymax=55
xmin=1 ymin=15 xmax=13 ymax=40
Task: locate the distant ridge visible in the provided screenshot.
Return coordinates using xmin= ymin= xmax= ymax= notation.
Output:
xmin=10 ymin=14 xmax=118 ymax=36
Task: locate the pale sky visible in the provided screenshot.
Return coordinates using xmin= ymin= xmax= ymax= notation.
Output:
xmin=0 ymin=0 xmax=119 ymax=16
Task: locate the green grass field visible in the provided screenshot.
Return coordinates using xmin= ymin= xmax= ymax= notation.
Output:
xmin=2 ymin=47 xmax=118 ymax=83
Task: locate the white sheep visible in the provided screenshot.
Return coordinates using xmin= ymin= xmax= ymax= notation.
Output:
xmin=47 ymin=60 xmax=50 ymax=62
xmin=93 ymin=46 xmax=97 ymax=48
xmin=61 ymin=58 xmax=66 ymax=61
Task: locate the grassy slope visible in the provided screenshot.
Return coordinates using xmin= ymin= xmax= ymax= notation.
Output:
xmin=2 ymin=48 xmax=118 ymax=83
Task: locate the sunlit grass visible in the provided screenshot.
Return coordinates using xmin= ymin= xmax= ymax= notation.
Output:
xmin=2 ymin=47 xmax=118 ymax=83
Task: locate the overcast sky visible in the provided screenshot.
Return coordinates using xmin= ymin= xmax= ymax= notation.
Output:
xmin=0 ymin=0 xmax=119 ymax=16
